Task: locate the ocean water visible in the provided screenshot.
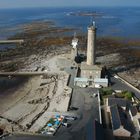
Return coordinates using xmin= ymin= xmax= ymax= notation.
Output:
xmin=0 ymin=7 xmax=140 ymax=40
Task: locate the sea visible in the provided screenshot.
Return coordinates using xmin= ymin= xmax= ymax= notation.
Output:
xmin=0 ymin=7 xmax=140 ymax=43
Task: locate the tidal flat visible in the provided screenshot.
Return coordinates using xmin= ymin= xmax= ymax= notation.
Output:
xmin=0 ymin=20 xmax=139 ymax=86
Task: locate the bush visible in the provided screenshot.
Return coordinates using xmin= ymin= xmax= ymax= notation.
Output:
xmin=100 ymin=87 xmax=113 ymax=96
xmin=124 ymin=91 xmax=133 ymax=100
xmin=116 ymin=91 xmax=133 ymax=100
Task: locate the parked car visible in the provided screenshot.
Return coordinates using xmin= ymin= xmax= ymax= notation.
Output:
xmin=65 ymin=116 xmax=77 ymax=121
xmin=93 ymin=93 xmax=97 ymax=97
xmin=95 ymin=84 xmax=102 ymax=88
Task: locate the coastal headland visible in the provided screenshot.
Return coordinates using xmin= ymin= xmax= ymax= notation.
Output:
xmin=0 ymin=20 xmax=140 ymax=137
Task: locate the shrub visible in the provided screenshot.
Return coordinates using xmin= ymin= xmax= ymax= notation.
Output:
xmin=100 ymin=87 xmax=113 ymax=96
xmin=124 ymin=91 xmax=133 ymax=100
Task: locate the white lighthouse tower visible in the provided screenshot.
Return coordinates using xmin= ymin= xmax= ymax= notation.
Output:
xmin=87 ymin=21 xmax=96 ymax=65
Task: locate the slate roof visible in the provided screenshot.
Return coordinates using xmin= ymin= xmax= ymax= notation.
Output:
xmin=110 ymin=105 xmax=121 ymax=130
xmin=110 ymin=105 xmax=134 ymax=134
xmin=108 ymin=98 xmax=131 ymax=109
xmin=129 ymin=106 xmax=137 ymax=116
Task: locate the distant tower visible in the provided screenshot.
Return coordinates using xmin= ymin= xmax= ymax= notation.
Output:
xmin=71 ymin=32 xmax=78 ymax=61
xmin=87 ymin=21 xmax=97 ymax=65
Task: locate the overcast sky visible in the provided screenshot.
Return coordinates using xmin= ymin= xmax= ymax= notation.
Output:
xmin=0 ymin=0 xmax=140 ymax=8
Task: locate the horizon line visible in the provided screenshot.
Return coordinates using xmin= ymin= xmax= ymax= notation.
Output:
xmin=0 ymin=5 xmax=140 ymax=10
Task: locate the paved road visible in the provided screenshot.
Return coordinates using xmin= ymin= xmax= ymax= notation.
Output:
xmin=69 ymin=87 xmax=100 ymax=140
xmin=64 ymin=67 xmax=78 ymax=88
xmin=111 ymin=76 xmax=140 ymax=99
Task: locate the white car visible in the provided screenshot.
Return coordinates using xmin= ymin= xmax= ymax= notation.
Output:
xmin=95 ymin=84 xmax=102 ymax=88
xmin=114 ymin=75 xmax=119 ymax=79
xmin=93 ymin=93 xmax=97 ymax=97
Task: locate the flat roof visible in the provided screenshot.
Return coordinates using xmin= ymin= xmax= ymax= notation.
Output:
xmin=94 ymin=78 xmax=108 ymax=83
xmin=81 ymin=62 xmax=102 ymax=71
xmin=74 ymin=77 xmax=88 ymax=82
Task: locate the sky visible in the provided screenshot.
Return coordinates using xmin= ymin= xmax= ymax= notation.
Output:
xmin=0 ymin=0 xmax=140 ymax=8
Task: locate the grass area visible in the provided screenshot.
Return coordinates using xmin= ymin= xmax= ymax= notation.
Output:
xmin=100 ymin=87 xmax=114 ymax=105
xmin=115 ymin=91 xmax=133 ymax=100
xmin=100 ymin=87 xmax=133 ymax=101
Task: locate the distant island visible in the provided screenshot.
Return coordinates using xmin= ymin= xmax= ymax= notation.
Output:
xmin=67 ymin=11 xmax=103 ymax=17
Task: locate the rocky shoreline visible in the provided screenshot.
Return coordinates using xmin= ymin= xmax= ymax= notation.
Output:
xmin=0 ymin=21 xmax=139 ymax=87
